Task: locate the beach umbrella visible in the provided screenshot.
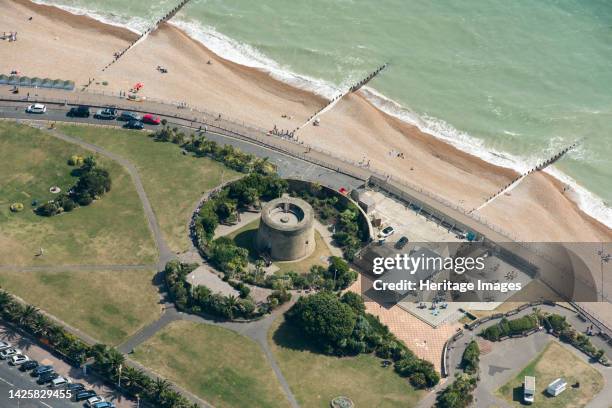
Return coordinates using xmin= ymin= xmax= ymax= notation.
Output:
xmin=8 ymin=75 xmax=19 ymax=85
xmin=0 ymin=74 xmax=8 ymax=84
xmin=19 ymin=77 xmax=31 ymax=86
xmin=31 ymin=77 xmax=42 ymax=87
xmin=52 ymin=79 xmax=65 ymax=89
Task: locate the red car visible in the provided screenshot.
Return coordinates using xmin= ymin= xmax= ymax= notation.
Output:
xmin=142 ymin=114 xmax=161 ymax=125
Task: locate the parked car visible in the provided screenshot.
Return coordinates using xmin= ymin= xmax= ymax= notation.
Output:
xmin=9 ymin=354 xmax=29 ymax=366
xmin=394 ymin=236 xmax=409 ymax=249
xmin=66 ymin=382 xmax=85 ymax=392
xmin=19 ymin=360 xmax=39 ymax=371
xmin=118 ymin=111 xmax=141 ymax=122
xmin=26 ymin=103 xmax=46 ymax=114
xmin=0 ymin=348 xmax=21 ymax=359
xmin=74 ymin=390 xmax=97 ymax=401
xmin=31 ymin=365 xmax=53 ymax=377
xmin=0 ymin=341 xmax=11 ymax=351
xmin=124 ymin=119 xmax=144 ymax=130
xmin=67 ymin=105 xmax=90 ymax=117
xmin=94 ymin=107 xmax=117 ymax=120
xmin=142 ymin=113 xmax=161 ymax=125
xmin=36 ymin=371 xmax=58 ymax=385
xmin=85 ymin=396 xmax=105 ymax=407
xmin=378 ymin=226 xmax=395 ymax=238
xmin=92 ymin=402 xmax=115 ymax=408
xmin=51 ymin=376 xmax=70 ymax=388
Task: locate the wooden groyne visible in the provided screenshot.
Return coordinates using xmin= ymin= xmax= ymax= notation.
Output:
xmin=82 ymin=0 xmax=193 ymax=90
xmin=472 ymin=139 xmax=582 ymax=212
xmin=287 ymin=63 xmax=389 ymax=136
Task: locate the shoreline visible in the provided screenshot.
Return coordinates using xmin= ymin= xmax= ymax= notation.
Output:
xmin=2 ymin=0 xmax=610 ymax=241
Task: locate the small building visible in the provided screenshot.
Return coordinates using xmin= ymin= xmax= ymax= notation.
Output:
xmin=546 ymin=378 xmax=567 ymax=397
xmin=524 ymin=376 xmax=535 ymax=404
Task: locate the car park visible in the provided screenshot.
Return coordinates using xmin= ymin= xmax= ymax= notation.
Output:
xmin=394 ymin=236 xmax=409 ymax=249
xmin=0 ymin=347 xmax=21 ymax=359
xmin=379 ymin=226 xmax=395 ymax=238
xmin=51 ymin=376 xmax=70 ymax=388
xmin=124 ymin=119 xmax=144 ymax=130
xmin=118 ymin=111 xmax=141 ymax=121
xmin=75 ymin=390 xmax=97 ymax=401
xmin=0 ymin=341 xmax=11 ymax=351
xmin=19 ymin=360 xmax=39 ymax=371
xmin=94 ymin=107 xmax=118 ymax=120
xmin=25 ymin=103 xmax=46 ymax=114
xmin=142 ymin=113 xmax=161 ymax=125
xmin=36 ymin=371 xmax=58 ymax=385
xmin=85 ymin=396 xmax=105 ymax=407
xmin=67 ymin=105 xmax=90 ymax=117
xmin=31 ymin=365 xmax=53 ymax=377
xmin=9 ymin=354 xmax=29 ymax=365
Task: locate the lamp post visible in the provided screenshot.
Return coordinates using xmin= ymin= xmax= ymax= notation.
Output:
xmin=597 ymin=245 xmax=611 ymax=302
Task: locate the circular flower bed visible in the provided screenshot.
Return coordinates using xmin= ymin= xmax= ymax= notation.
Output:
xmin=331 ymin=396 xmax=354 ymax=408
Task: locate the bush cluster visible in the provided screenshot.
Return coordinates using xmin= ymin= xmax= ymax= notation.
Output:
xmin=460 ymin=340 xmax=479 ymax=374
xmin=0 ymin=290 xmax=198 ymax=408
xmin=37 ymin=156 xmax=111 ymax=216
xmin=153 ymin=124 xmax=276 ymax=174
xmin=435 ymin=374 xmax=477 ymax=408
xmin=287 ymin=291 xmax=439 ymax=389
xmin=479 ymin=313 xmax=539 ymax=341
xmin=164 ymin=260 xmax=284 ymax=320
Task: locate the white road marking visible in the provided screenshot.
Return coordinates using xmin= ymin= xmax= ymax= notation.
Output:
xmin=0 ymin=375 xmax=14 ymax=387
xmin=39 ymin=401 xmax=54 ymax=408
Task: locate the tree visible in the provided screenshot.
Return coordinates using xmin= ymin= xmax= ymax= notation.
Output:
xmin=340 ymin=292 xmax=365 ymax=314
xmin=461 ymin=340 xmax=480 ymax=374
xmin=287 ymin=292 xmax=357 ymax=352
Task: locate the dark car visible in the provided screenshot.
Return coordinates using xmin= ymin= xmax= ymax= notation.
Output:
xmin=19 ymin=360 xmax=39 ymax=371
xmin=66 ymin=382 xmax=85 ymax=392
xmin=67 ymin=105 xmax=90 ymax=117
xmin=118 ymin=111 xmax=141 ymax=122
xmin=124 ymin=119 xmax=144 ymax=130
xmin=31 ymin=365 xmax=53 ymax=377
xmin=94 ymin=107 xmax=117 ymax=120
xmin=394 ymin=236 xmax=409 ymax=249
xmin=74 ymin=390 xmax=97 ymax=401
xmin=36 ymin=371 xmax=58 ymax=385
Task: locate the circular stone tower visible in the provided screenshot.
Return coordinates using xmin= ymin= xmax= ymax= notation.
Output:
xmin=256 ymin=196 xmax=315 ymax=261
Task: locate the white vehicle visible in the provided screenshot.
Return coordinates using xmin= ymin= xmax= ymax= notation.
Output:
xmin=26 ymin=103 xmax=47 ymax=114
xmin=0 ymin=341 xmax=12 ymax=351
xmin=51 ymin=376 xmax=70 ymax=388
xmin=0 ymin=348 xmax=21 ymax=359
xmin=378 ymin=226 xmax=395 ymax=238
xmin=524 ymin=376 xmax=535 ymax=404
xmin=9 ymin=354 xmax=29 ymax=366
xmin=86 ymin=396 xmax=105 ymax=407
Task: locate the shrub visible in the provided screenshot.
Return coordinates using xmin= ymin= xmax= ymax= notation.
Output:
xmin=461 ymin=340 xmax=479 ymax=374
xmin=67 ymin=155 xmax=84 ymax=166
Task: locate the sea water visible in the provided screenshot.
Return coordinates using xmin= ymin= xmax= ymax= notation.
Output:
xmin=33 ymin=0 xmax=612 ymax=227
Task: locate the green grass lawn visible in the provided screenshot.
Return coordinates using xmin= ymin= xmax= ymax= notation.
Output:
xmin=229 ymin=218 xmax=332 ymax=274
xmin=0 ymin=269 xmax=161 ymax=345
xmin=58 ymin=124 xmax=241 ymax=252
xmin=132 ymin=320 xmax=289 ymax=408
xmin=269 ymin=316 xmax=423 ymax=408
xmin=0 ymin=122 xmax=156 ymax=266
xmin=497 ymin=341 xmax=604 ymax=407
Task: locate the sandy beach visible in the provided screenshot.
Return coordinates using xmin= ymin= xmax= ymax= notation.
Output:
xmin=1 ymin=0 xmax=610 ymax=243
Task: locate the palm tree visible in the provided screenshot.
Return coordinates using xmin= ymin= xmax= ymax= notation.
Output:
xmin=19 ymin=304 xmax=39 ymax=327
xmin=149 ymin=377 xmax=172 ymax=401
